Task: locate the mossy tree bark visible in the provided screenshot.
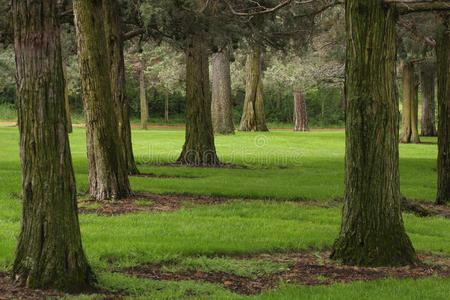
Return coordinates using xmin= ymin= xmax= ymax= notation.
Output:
xmin=139 ymin=59 xmax=148 ymax=130
xmin=74 ymin=0 xmax=131 ymax=200
xmin=420 ymin=63 xmax=437 ymax=137
xmin=212 ymin=48 xmax=235 ymax=135
xmin=12 ymin=0 xmax=94 ymax=291
xmin=177 ymin=35 xmax=219 ymax=166
xmin=102 ymin=0 xmax=139 ymax=174
xmin=331 ymin=0 xmax=418 ymax=267
xmin=436 ymin=16 xmax=449 ymax=205
xmin=293 ymin=91 xmax=309 ymax=132
xmin=239 ymin=50 xmax=268 ymax=132
xmin=400 ymin=62 xmax=420 ymax=143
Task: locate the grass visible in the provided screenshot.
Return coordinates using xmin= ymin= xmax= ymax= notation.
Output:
xmin=0 ymin=126 xmax=448 ymax=299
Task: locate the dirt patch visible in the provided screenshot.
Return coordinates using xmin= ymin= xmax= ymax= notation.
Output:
xmin=115 ymin=251 xmax=450 ymax=295
xmin=136 ymin=161 xmax=250 ymax=169
xmin=416 ymin=201 xmax=450 ymax=218
xmin=78 ymin=192 xmax=234 ymax=216
xmin=131 ymin=173 xmax=198 ymax=179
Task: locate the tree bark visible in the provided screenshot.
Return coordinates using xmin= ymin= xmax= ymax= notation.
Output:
xmin=239 ymin=50 xmax=269 ymax=132
xmin=436 ymin=16 xmax=449 ymax=205
xmin=165 ymin=89 xmax=169 ymax=123
xmin=212 ymin=48 xmax=235 ymax=135
xmin=63 ymin=64 xmax=73 ymax=133
xmin=420 ymin=63 xmax=437 ymax=136
xmin=102 ymin=0 xmax=139 ymax=174
xmin=331 ymin=0 xmax=417 ymax=267
xmin=139 ymin=59 xmax=148 ymax=130
xmin=177 ymin=35 xmax=219 ymax=166
xmin=74 ymin=0 xmax=131 ymax=200
xmin=400 ymin=62 xmax=420 ymax=143
xmin=293 ymin=92 xmax=309 ymax=131
xmin=12 ymin=0 xmax=94 ymax=291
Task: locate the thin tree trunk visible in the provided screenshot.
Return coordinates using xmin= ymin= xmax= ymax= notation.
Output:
xmin=331 ymin=0 xmax=417 ymax=266
xmin=12 ymin=0 xmax=94 ymax=291
xmin=239 ymin=50 xmax=268 ymax=132
xmin=293 ymin=91 xmax=309 ymax=132
xmin=276 ymin=93 xmax=281 ymax=110
xmin=103 ymin=0 xmax=139 ymax=174
xmin=420 ymin=63 xmax=437 ymax=137
xmin=139 ymin=60 xmax=148 ymax=130
xmin=74 ymin=0 xmax=131 ymax=200
xmin=177 ymin=35 xmax=219 ymax=166
xmin=436 ymin=16 xmax=449 ymax=205
xmin=63 ymin=64 xmax=73 ymax=133
xmin=165 ymin=89 xmax=169 ymax=123
xmin=212 ymin=48 xmax=235 ymax=135
xmin=400 ymin=62 xmax=420 ymax=143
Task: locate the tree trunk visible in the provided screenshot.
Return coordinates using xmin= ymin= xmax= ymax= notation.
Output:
xmin=331 ymin=0 xmax=417 ymax=267
xmin=177 ymin=35 xmax=219 ymax=166
xmin=400 ymin=62 xmax=420 ymax=143
xmin=102 ymin=0 xmax=139 ymax=174
xmin=139 ymin=60 xmax=148 ymax=130
xmin=212 ymin=48 xmax=235 ymax=135
xmin=12 ymin=0 xmax=94 ymax=291
xmin=293 ymin=92 xmax=309 ymax=131
xmin=165 ymin=90 xmax=169 ymax=123
xmin=239 ymin=50 xmax=268 ymax=132
xmin=420 ymin=63 xmax=437 ymax=137
xmin=436 ymin=16 xmax=449 ymax=205
xmin=74 ymin=0 xmax=131 ymax=200
xmin=63 ymin=64 xmax=73 ymax=133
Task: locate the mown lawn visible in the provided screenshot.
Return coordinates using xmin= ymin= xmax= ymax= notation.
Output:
xmin=0 ymin=126 xmax=448 ymax=299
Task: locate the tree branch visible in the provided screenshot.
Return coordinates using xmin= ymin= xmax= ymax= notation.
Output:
xmin=123 ymin=28 xmax=146 ymax=41
xmin=385 ymin=0 xmax=450 ymax=14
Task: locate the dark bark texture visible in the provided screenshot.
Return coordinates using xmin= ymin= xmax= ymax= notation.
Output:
xmin=293 ymin=92 xmax=309 ymax=132
xmin=239 ymin=50 xmax=269 ymax=132
xmin=420 ymin=63 xmax=437 ymax=137
xmin=212 ymin=48 xmax=235 ymax=135
xmin=74 ymin=0 xmax=131 ymax=200
xmin=400 ymin=62 xmax=420 ymax=143
xmin=177 ymin=36 xmax=219 ymax=166
xmin=331 ymin=0 xmax=417 ymax=266
xmin=103 ymin=0 xmax=139 ymax=174
xmin=436 ymin=17 xmax=450 ymax=205
xmin=12 ymin=0 xmax=94 ymax=291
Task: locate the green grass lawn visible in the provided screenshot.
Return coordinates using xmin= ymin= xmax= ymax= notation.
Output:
xmin=0 ymin=126 xmax=448 ymax=299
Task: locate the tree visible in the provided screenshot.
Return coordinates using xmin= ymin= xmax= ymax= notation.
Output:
xmin=239 ymin=49 xmax=269 ymax=131
xmin=420 ymin=62 xmax=437 ymax=136
xmin=436 ymin=13 xmax=449 ymax=205
xmin=74 ymin=0 xmax=131 ymax=200
xmin=11 ymin=0 xmax=94 ymax=291
xmin=103 ymin=0 xmax=140 ymax=174
xmin=139 ymin=58 xmax=148 ymax=130
xmin=212 ymin=47 xmax=235 ymax=135
xmin=331 ymin=0 xmax=418 ymax=266
xmin=293 ymin=91 xmax=309 ymax=131
xmin=400 ymin=61 xmax=420 ymax=143
xmin=177 ymin=35 xmax=219 ymax=165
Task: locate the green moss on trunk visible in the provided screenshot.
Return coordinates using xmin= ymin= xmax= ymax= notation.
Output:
xmin=12 ymin=0 xmax=94 ymax=291
xmin=331 ymin=0 xmax=417 ymax=267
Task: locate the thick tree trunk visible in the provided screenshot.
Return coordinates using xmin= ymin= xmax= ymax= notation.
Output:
xmin=12 ymin=0 xmax=94 ymax=291
xmin=102 ymin=0 xmax=139 ymax=174
xmin=164 ymin=90 xmax=169 ymax=124
xmin=436 ymin=17 xmax=450 ymax=205
xmin=212 ymin=48 xmax=235 ymax=135
xmin=400 ymin=62 xmax=420 ymax=143
xmin=139 ymin=60 xmax=148 ymax=130
xmin=212 ymin=49 xmax=234 ymax=134
xmin=331 ymin=0 xmax=417 ymax=267
xmin=293 ymin=92 xmax=309 ymax=132
xmin=420 ymin=63 xmax=437 ymax=137
xmin=74 ymin=0 xmax=131 ymax=200
xmin=239 ymin=50 xmax=268 ymax=132
xmin=177 ymin=35 xmax=219 ymax=166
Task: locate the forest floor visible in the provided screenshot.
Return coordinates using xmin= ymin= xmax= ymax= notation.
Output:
xmin=0 ymin=127 xmax=448 ymax=299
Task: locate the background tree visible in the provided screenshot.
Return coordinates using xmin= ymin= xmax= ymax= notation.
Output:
xmin=293 ymin=91 xmax=308 ymax=131
xmin=420 ymin=62 xmax=437 ymax=136
xmin=331 ymin=0 xmax=417 ymax=266
xmin=400 ymin=61 xmax=420 ymax=143
xmin=12 ymin=0 xmax=94 ymax=291
xmin=74 ymin=0 xmax=131 ymax=200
